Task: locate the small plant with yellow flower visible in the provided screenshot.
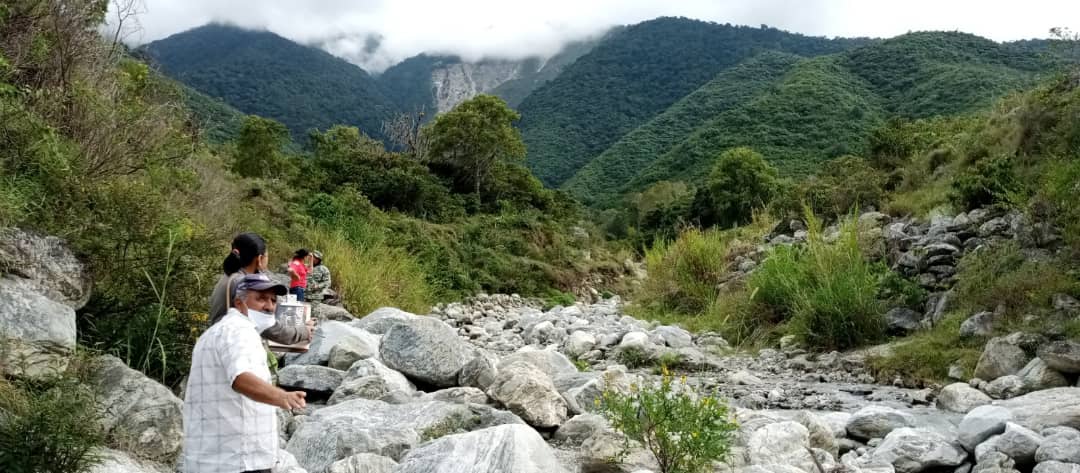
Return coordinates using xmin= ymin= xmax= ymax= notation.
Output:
xmin=598 ymin=366 xmax=737 ymax=473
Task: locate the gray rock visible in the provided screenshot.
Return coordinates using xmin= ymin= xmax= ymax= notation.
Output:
xmin=652 ymin=325 xmax=693 ymax=348
xmin=974 ymin=333 xmax=1039 ymax=381
xmin=553 ymin=413 xmax=608 ymax=446
xmin=960 ymin=312 xmax=996 ymax=338
xmin=796 ymin=410 xmax=840 ymax=458
xmin=925 ymin=291 xmax=955 ymax=327
xmin=747 ymin=421 xmax=815 ymax=472
xmin=1054 ymin=294 xmax=1080 ymax=314
xmin=887 ymin=308 xmax=924 ymax=334
xmin=0 ymin=278 xmax=77 ymax=378
xmin=865 ymin=428 xmax=967 ymax=473
xmin=88 ymin=448 xmax=170 ymax=473
xmin=424 ymin=387 xmax=489 ymax=405
xmin=847 ymin=405 xmax=917 ymax=441
xmin=344 ymin=358 xmax=415 ymax=394
xmin=459 ymin=352 xmax=499 ymax=391
xmin=985 ymin=375 xmax=1026 ymax=400
xmin=328 ymin=376 xmax=393 ymax=405
xmin=975 ymin=423 xmax=1043 ymax=466
xmin=328 ymin=453 xmax=396 ymax=473
xmin=979 ymin=218 xmax=1010 ymax=237
xmin=286 ymin=321 xmax=380 ymax=367
xmin=1036 ymin=427 xmax=1080 ymax=463
xmin=1038 ymin=341 xmax=1080 ymax=374
xmin=486 ymin=361 xmax=568 ymax=428
xmin=278 ymin=365 xmax=345 ymax=394
xmin=937 ymin=383 xmax=992 ymax=413
xmin=972 ymin=451 xmax=1017 ymax=473
xmin=498 ymin=347 xmax=577 ymax=379
xmin=313 ymin=304 xmax=355 ymax=322
xmin=394 ymin=424 xmax=569 ymax=473
xmin=328 ymin=333 xmax=380 ymax=371
xmin=959 ymin=406 xmax=1014 ymax=452
xmin=998 ymin=388 xmax=1080 ymax=432
xmin=729 ymin=370 xmax=765 ymax=385
xmin=565 ymin=331 xmax=597 ymax=358
xmin=287 ymin=399 xmax=518 ymax=471
xmin=380 ymin=316 xmax=474 ymax=387
xmin=352 ymin=307 xmax=421 ymax=334
xmin=1033 ymin=462 xmax=1080 ymax=473
xmin=822 ymin=412 xmax=852 ymax=439
xmin=89 ymin=356 xmax=183 ymax=463
xmin=0 ymin=227 xmax=91 ymax=309
xmin=1019 ymin=358 xmax=1070 ymax=391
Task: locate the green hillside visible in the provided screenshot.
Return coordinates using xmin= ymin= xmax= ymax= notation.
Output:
xmin=490 ymin=35 xmax=604 ymax=107
xmin=583 ymin=31 xmax=1058 ymax=202
xmin=561 ymin=52 xmax=803 ymax=205
xmin=517 ymin=17 xmax=872 ymax=187
xmin=141 ymin=24 xmax=398 ymax=140
xmin=178 ymin=82 xmax=247 ymax=143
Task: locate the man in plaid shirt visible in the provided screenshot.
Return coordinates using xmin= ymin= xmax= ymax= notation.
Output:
xmin=182 ymin=273 xmax=307 ymax=473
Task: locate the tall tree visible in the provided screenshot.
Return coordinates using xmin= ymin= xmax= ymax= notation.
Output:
xmin=425 ymin=94 xmax=526 ymax=198
xmin=232 ymin=115 xmax=289 ymax=178
xmin=690 ymin=147 xmax=778 ymax=228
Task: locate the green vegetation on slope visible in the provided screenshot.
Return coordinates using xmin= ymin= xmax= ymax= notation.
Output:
xmin=562 ymin=52 xmax=802 ymax=206
xmin=518 ymin=17 xmax=871 ymax=187
xmin=141 ymin=24 xmax=397 ymax=140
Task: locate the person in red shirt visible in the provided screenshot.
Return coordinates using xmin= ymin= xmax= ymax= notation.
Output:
xmin=287 ymin=249 xmax=310 ymax=302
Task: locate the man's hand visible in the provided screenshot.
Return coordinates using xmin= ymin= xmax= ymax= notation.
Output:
xmin=279 ymin=390 xmax=306 ymax=410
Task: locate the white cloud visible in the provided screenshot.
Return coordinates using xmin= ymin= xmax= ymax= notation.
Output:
xmin=119 ymin=0 xmax=1080 ymax=72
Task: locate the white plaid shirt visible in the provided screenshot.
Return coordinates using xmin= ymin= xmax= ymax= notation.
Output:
xmin=183 ymin=309 xmax=278 ymax=473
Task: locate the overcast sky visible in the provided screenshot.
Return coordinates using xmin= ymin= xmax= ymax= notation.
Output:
xmin=117 ymin=0 xmax=1080 ymax=72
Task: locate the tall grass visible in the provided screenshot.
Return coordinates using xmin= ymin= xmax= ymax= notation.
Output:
xmin=304 ymin=226 xmax=432 ymax=315
xmin=749 ymin=211 xmax=885 ymax=351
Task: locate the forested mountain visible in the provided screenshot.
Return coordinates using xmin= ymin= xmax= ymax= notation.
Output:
xmin=141 ymin=24 xmax=398 ymax=140
xmin=565 ymin=31 xmax=1061 ymax=205
xmin=517 ymin=17 xmax=873 ymax=187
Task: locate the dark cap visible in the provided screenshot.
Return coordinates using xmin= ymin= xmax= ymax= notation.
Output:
xmin=312 ymin=250 xmax=323 ymax=260
xmin=233 ymin=273 xmax=288 ymax=299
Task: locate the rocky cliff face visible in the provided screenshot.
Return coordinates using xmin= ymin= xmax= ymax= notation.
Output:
xmin=432 ymin=60 xmax=530 ymax=113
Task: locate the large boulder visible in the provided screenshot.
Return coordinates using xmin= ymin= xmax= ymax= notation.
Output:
xmin=796 ymin=410 xmax=840 ymax=458
xmin=344 ymin=358 xmax=415 ymax=394
xmin=278 ymin=365 xmax=346 ymax=394
xmin=847 ymin=406 xmax=917 ymax=441
xmin=286 ymin=399 xmax=520 ymax=472
xmin=328 ymin=376 xmax=394 ymax=405
xmin=960 ymin=312 xmax=996 ymax=338
xmin=379 ymin=316 xmax=474 ymax=387
xmin=937 ymin=383 xmax=992 ymax=413
xmin=864 ymin=428 xmax=967 ymax=473
xmin=975 ymin=423 xmax=1043 ymax=466
xmin=486 ymin=361 xmax=568 ymax=428
xmin=458 ymin=351 xmax=499 ymax=391
xmin=959 ymin=405 xmax=1013 ymax=452
xmin=565 ymin=331 xmax=598 ymax=358
xmin=974 ymin=333 xmax=1041 ymax=381
xmin=1034 ymin=462 xmax=1080 ymax=473
xmin=0 ymin=278 xmax=77 ymax=378
xmin=1036 ymin=427 xmax=1080 ymax=463
xmin=88 ymin=448 xmax=170 ymax=473
xmin=0 ymin=227 xmax=90 ymax=308
xmin=89 ymin=356 xmax=183 ymax=463
xmin=327 ymin=334 xmax=379 ymax=371
xmin=998 ymin=388 xmax=1080 ymax=432
xmin=886 ymin=308 xmax=924 ymax=334
xmin=1038 ymin=341 xmax=1080 ymax=374
xmin=498 ymin=347 xmax=578 ymax=379
xmin=652 ymin=325 xmax=693 ymax=348
xmin=286 ymin=321 xmax=380 ymax=367
xmin=394 ymin=424 xmax=569 ymax=473
xmin=580 ymin=430 xmax=660 ymax=473
xmin=351 ymin=307 xmax=421 ymax=334
xmin=747 ymin=421 xmax=815 ymax=472
xmin=985 ymin=375 xmax=1026 ymax=400
xmin=327 ymin=453 xmax=397 ymax=473
xmin=1019 ymin=358 xmax=1071 ymax=391
xmin=554 ymin=413 xmax=608 ymax=446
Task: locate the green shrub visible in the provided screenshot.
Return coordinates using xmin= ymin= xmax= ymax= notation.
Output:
xmin=688 ymin=147 xmax=778 ymax=229
xmin=616 ymin=346 xmax=652 ymax=369
xmin=866 ymin=313 xmax=983 ymax=384
xmin=0 ymin=370 xmax=105 ymax=473
xmin=749 ymin=212 xmax=886 ymax=351
xmin=599 ymin=370 xmax=737 ymax=473
xmin=953 ymin=240 xmax=1078 ymax=315
xmin=638 ymin=228 xmax=739 ymax=315
xmin=951 ymin=153 xmax=1020 ymax=210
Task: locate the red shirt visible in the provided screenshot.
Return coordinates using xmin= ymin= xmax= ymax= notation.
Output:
xmin=289 ymin=259 xmax=308 ymax=288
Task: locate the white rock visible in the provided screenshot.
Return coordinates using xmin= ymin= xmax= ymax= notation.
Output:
xmin=0 ymin=278 xmax=76 ymax=378
xmin=327 ymin=453 xmax=397 ymax=473
xmin=959 ymin=405 xmax=1014 ymax=452
xmin=747 ymin=421 xmax=815 ymax=472
xmin=652 ymin=325 xmax=693 ymax=348
xmin=89 ymin=355 xmax=183 ymax=463
xmin=565 ymin=331 xmax=597 ymax=358
xmin=998 ymin=388 xmax=1080 ymax=432
xmin=394 ymin=424 xmax=569 ymax=473
xmin=1036 ymin=427 xmax=1080 ymax=463
xmin=937 ymin=383 xmax=992 ymax=413
xmin=486 ymin=361 xmax=568 ymax=428
xmin=864 ymin=428 xmax=967 ymax=473
xmin=975 ymin=423 xmax=1043 ymax=466
xmin=847 ymin=406 xmax=917 ymax=441
xmin=379 ymin=317 xmax=475 ymax=387
xmin=1033 ymin=461 xmax=1080 ymax=473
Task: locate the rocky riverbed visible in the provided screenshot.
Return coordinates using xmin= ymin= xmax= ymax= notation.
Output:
xmin=3 ymin=226 xmax=1080 ymax=473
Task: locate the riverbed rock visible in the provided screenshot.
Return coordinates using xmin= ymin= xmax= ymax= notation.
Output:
xmin=998 ymin=388 xmax=1080 ymax=432
xmin=1038 ymin=341 xmax=1080 ymax=374
xmin=554 ymin=413 xmax=608 ymax=446
xmin=566 ymin=331 xmax=598 ymax=358
xmin=886 ymin=308 xmax=924 ymax=334
xmin=937 ymin=383 xmax=992 ymax=413
xmin=1033 ymin=461 xmax=1080 ymax=473
xmin=395 ymin=424 xmax=568 ymax=473
xmin=975 ymin=422 xmax=1043 ymax=466
xmin=653 ymin=325 xmax=693 ymax=349
xmin=380 ymin=316 xmax=474 ymax=387
xmin=89 ymin=355 xmax=183 ymax=463
xmin=498 ymin=347 xmax=577 ymax=379
xmin=1018 ymin=358 xmax=1070 ymax=391
xmin=959 ymin=406 xmax=1014 ymax=452
xmin=327 ymin=453 xmax=397 ymax=473
xmin=352 ymin=307 xmax=421 ymax=334
xmin=847 ymin=405 xmax=917 ymax=441
xmin=864 ymin=428 xmax=967 ymax=473
xmin=486 ymin=361 xmax=568 ymax=428
xmin=459 ymin=351 xmax=499 ymax=391
xmin=0 ymin=278 xmax=77 ymax=378
xmin=344 ymin=358 xmax=415 ymax=394
xmin=287 ymin=321 xmax=380 ymax=367
xmin=974 ymin=333 xmax=1040 ymax=381
xmin=278 ymin=365 xmax=346 ymax=394
xmin=1035 ymin=427 xmax=1080 ymax=463
xmin=984 ymin=375 xmax=1026 ymax=400
xmin=0 ymin=227 xmax=91 ymax=308
xmin=328 ymin=376 xmax=393 ymax=405
xmin=960 ymin=312 xmax=996 ymax=338
xmin=88 ymin=448 xmax=170 ymax=473
xmin=328 ymin=333 xmax=380 ymax=371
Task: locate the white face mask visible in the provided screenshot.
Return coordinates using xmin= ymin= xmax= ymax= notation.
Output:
xmin=248 ymin=308 xmax=277 ymax=332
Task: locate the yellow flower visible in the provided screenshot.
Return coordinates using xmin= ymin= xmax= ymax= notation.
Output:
xmin=692 ymin=431 xmax=699 ymax=438
xmin=680 ymin=375 xmax=687 ymax=384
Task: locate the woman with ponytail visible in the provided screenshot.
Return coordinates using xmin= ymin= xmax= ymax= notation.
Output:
xmin=208 ymin=233 xmax=313 ymax=345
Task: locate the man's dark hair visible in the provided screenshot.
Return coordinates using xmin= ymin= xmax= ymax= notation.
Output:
xmin=293 ymin=248 xmax=310 ymax=260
